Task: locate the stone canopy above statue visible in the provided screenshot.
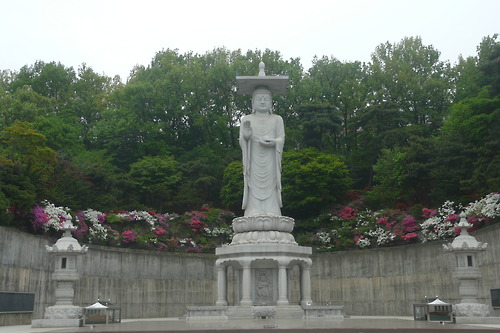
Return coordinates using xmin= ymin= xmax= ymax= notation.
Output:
xmin=236 ymin=62 xmax=289 ymax=95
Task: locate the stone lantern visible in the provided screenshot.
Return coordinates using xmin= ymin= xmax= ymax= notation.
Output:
xmin=443 ymin=212 xmax=489 ymax=317
xmin=32 ymin=220 xmax=88 ymax=328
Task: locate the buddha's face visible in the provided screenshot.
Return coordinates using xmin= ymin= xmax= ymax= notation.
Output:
xmin=252 ymin=90 xmax=272 ymax=113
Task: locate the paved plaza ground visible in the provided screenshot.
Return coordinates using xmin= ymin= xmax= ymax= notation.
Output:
xmin=1 ymin=316 xmax=500 ymax=333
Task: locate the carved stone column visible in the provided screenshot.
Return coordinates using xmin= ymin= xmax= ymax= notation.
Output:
xmin=215 ymin=261 xmax=228 ymax=306
xmin=240 ymin=262 xmax=253 ymax=306
xmin=300 ymin=260 xmax=313 ymax=306
xmin=277 ymin=264 xmax=289 ymax=305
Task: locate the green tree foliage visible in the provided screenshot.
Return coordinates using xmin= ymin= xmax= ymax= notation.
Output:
xmin=368 ymin=35 xmax=499 ymax=207
xmin=366 ymin=148 xmax=408 ymax=208
xmin=220 ymin=160 xmax=244 ymax=214
xmin=9 ymin=61 xmax=76 ymax=110
xmin=0 ymin=122 xmax=57 ymax=210
xmin=282 ymin=148 xmax=351 ymax=218
xmin=476 ymin=34 xmax=500 ymax=97
xmin=0 ymin=36 xmax=497 ymax=218
xmin=367 ymin=36 xmax=451 ymax=128
xmin=297 ymin=103 xmax=342 ymax=151
xmin=128 ymin=155 xmax=182 ymax=211
xmin=350 ymin=36 xmax=452 ymax=188
xmin=304 ymin=57 xmax=367 ymax=146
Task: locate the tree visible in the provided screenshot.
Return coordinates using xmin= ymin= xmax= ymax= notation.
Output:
xmin=349 ymin=37 xmax=452 ymax=188
xmin=281 ymin=148 xmax=351 ymax=218
xmin=173 ymin=145 xmax=238 ymax=211
xmin=220 ymin=160 xmax=244 ymax=214
xmin=476 ymin=34 xmax=499 ymax=97
xmin=0 ymin=85 xmax=56 ymax=127
xmin=0 ymin=122 xmax=57 ymax=210
xmin=304 ymin=57 xmax=367 ymax=145
xmin=128 ymin=155 xmax=182 ymax=211
xmin=366 ymin=148 xmax=408 ymax=208
xmin=297 ymin=103 xmax=342 ymax=151
xmin=10 ymin=61 xmax=76 ymax=101
xmin=367 ymin=36 xmax=452 ymax=128
xmin=439 ymin=93 xmax=500 ymax=200
xmin=71 ymin=64 xmax=118 ymax=147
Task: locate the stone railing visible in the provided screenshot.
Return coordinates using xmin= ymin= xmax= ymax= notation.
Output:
xmin=185 ymin=306 xmax=228 ymax=320
xmin=303 ymin=305 xmax=344 ymax=319
xmin=252 ymin=306 xmax=276 ymax=319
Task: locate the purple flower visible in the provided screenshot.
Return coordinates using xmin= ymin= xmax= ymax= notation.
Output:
xmin=32 ymin=205 xmax=48 ymax=228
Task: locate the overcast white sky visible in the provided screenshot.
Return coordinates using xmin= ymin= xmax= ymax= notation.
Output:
xmin=1 ymin=0 xmax=498 ymax=81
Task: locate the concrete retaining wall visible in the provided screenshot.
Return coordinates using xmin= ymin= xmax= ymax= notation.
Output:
xmin=1 ymin=223 xmax=499 ymax=322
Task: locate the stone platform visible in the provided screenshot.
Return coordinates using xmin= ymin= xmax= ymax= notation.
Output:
xmin=0 ymin=316 xmax=500 ymax=333
xmin=4 ymin=317 xmax=500 ymax=333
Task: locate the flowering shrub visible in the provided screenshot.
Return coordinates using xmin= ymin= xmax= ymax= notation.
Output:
xmin=309 ymin=193 xmax=500 ymax=251
xmin=32 ymin=200 xmax=72 ymax=231
xmin=464 ymin=192 xmax=499 ymax=219
xmin=28 ymin=193 xmax=500 ymax=253
xmin=31 ymin=203 xmax=234 ymax=253
xmin=80 ymin=209 xmax=108 ymax=241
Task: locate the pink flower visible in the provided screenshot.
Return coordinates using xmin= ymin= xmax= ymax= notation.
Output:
xmin=188 ymin=218 xmax=207 ymax=232
xmin=337 ymin=206 xmax=358 ymax=220
xmin=153 ymin=227 xmax=166 ymax=235
xmin=402 ymin=215 xmax=420 ymax=232
xmin=402 ymin=232 xmax=418 ymax=241
xmin=354 ymin=235 xmax=364 ymax=243
xmin=467 ymin=216 xmax=479 ymax=224
xmin=74 ymin=211 xmax=88 ymax=237
xmin=422 ymin=208 xmax=437 ymax=218
xmin=122 ymin=230 xmax=138 ymax=243
xmin=445 ymin=214 xmax=460 ymax=222
xmin=377 ymin=216 xmax=389 ymax=226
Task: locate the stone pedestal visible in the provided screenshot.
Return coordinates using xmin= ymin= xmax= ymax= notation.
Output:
xmin=215 ymin=216 xmax=314 ymax=319
xmin=31 ymin=305 xmax=83 ymax=328
xmin=453 ymin=303 xmax=490 ymax=317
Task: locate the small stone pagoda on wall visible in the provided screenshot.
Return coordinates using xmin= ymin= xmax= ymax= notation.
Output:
xmin=214 ymin=63 xmax=313 ymax=319
xmin=443 ymin=212 xmax=489 ymax=318
xmin=32 ymin=221 xmax=88 ymax=328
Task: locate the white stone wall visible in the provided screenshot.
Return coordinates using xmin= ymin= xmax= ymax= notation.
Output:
xmin=1 ymin=223 xmax=500 ymax=319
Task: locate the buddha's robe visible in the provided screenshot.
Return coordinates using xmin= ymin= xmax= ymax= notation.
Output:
xmin=239 ymin=113 xmax=284 ymax=217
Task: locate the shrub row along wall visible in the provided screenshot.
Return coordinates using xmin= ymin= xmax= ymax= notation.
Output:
xmin=1 ymin=224 xmax=499 ymax=320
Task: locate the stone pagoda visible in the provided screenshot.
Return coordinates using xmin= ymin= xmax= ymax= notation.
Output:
xmin=32 ymin=220 xmax=88 ymax=328
xmin=214 ymin=62 xmax=314 ymax=319
xmin=443 ymin=212 xmax=489 ymax=318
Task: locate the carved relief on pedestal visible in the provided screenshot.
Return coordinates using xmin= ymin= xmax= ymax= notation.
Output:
xmin=254 ymin=268 xmax=273 ymax=304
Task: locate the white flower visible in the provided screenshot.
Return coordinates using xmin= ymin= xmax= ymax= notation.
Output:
xmin=356 ymin=237 xmax=371 ymax=248
xmin=464 ymin=193 xmax=500 ymax=219
xmin=316 ymin=231 xmax=331 ymax=244
xmin=367 ymin=227 xmax=395 ymax=245
xmin=204 ymin=226 xmax=233 ymax=238
xmin=117 ymin=211 xmax=157 ymax=228
xmin=41 ymin=200 xmax=73 ymax=231
xmin=83 ymin=209 xmax=107 ymax=240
